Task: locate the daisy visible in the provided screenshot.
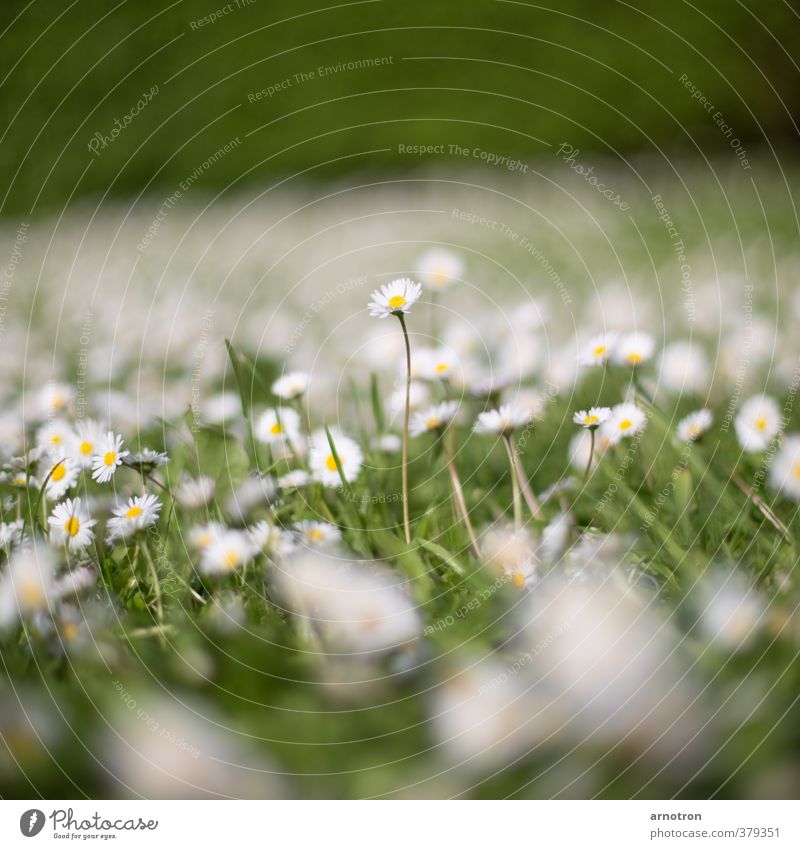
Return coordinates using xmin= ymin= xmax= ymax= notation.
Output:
xmin=580 ymin=332 xmax=618 ymax=366
xmin=200 ymin=528 xmax=254 ymax=575
xmin=371 ymin=433 xmax=402 ymax=453
xmin=125 ymin=447 xmax=169 ymax=469
xmin=48 ymin=498 xmax=96 ymax=552
xmin=768 ymin=434 xmax=800 ymax=501
xmin=0 ymin=540 xmax=57 ymax=628
xmin=37 ymin=382 xmax=74 ymax=417
xmin=69 ymin=419 xmax=104 ymax=468
xmin=572 ymin=406 xmax=611 ymax=430
xmin=677 ymin=409 xmax=713 ymax=443
xmin=0 ymin=519 xmax=25 ymax=550
xmin=175 ymin=475 xmax=215 ymax=509
xmin=294 ymin=520 xmax=342 ymax=549
xmin=308 ymin=429 xmax=363 ymax=487
xmin=53 ymin=565 xmax=97 ymax=599
xmin=735 ymin=394 xmax=781 ymax=452
xmin=613 ymin=332 xmax=655 ymax=367
xmin=272 ymin=371 xmax=310 ymax=400
xmin=417 ymin=248 xmax=463 ymax=290
xmin=601 ymin=402 xmax=647 ymax=445
xmin=367 ymin=278 xmax=422 ymax=319
xmin=43 ymin=458 xmax=79 ymax=500
xmin=410 ymin=401 xmax=459 ymax=436
xmin=418 ymin=347 xmax=460 ymax=382
xmin=255 ymin=407 xmax=302 ymax=445
xmin=106 ymin=493 xmax=162 ymax=542
xmin=659 ymin=341 xmax=710 ymax=394
xmin=278 ymin=469 xmax=311 ymax=489
xmin=36 ymin=420 xmax=75 ymax=459
xmin=189 ymin=522 xmax=226 ymax=551
xmin=91 ymin=431 xmax=128 ymax=484
xmin=247 ymin=520 xmax=296 ymax=558
xmin=474 ymin=404 xmax=531 ymax=436
xmin=481 ymin=524 xmax=537 ymax=589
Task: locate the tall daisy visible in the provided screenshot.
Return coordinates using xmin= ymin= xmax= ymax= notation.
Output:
xmin=48 ymin=497 xmax=96 ymax=552
xmin=255 ymin=408 xmax=302 ymax=446
xmin=91 ymin=431 xmax=128 ymax=484
xmin=70 ymin=419 xmax=105 ymax=469
xmin=676 ymin=409 xmax=713 ymax=443
xmin=200 ymin=528 xmax=254 ymax=576
xmin=368 ymin=277 xmax=422 ymax=543
xmin=735 ymin=394 xmax=781 ymax=452
xmin=580 ymin=332 xmax=618 ymax=367
xmin=272 ymin=371 xmax=309 ymax=400
xmin=613 ymin=332 xmax=655 ymax=367
xmin=43 ymin=458 xmax=79 ymax=500
xmin=601 ymin=402 xmax=647 ymax=445
xmin=572 ymin=406 xmax=612 ymax=481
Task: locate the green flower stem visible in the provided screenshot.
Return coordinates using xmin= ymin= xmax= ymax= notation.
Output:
xmin=582 ymin=428 xmax=596 ymax=484
xmin=397 ymin=313 xmax=412 ymax=544
xmin=502 ymin=434 xmax=523 ymax=530
xmin=443 ymin=437 xmax=481 ymax=558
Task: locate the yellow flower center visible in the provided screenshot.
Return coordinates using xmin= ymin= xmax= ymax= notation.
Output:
xmin=688 ymin=424 xmax=701 ymax=438
xmin=51 ymin=463 xmax=66 ymax=482
xmin=223 ymin=550 xmax=239 ymax=569
xmin=512 ymin=572 xmax=526 ymax=589
xmin=126 ymin=506 xmax=143 ymax=519
xmin=62 ymin=622 xmax=79 ymax=641
xmin=593 ymin=345 xmax=606 ymax=357
xmin=64 ymin=516 xmax=80 ymax=537
xmin=270 ymin=423 xmax=283 ymax=435
xmin=20 ymin=582 xmax=44 ymax=607
xmin=435 ymin=363 xmax=448 ymax=373
xmin=325 ymin=454 xmax=338 ymax=472
xmin=626 ymin=352 xmax=641 ymax=364
xmin=792 ymin=462 xmax=800 ymax=481
xmin=51 ymin=434 xmax=62 ymax=444
xmin=584 ymin=414 xmax=598 ymax=424
xmin=308 ymin=528 xmax=324 ymax=541
xmin=388 ymin=295 xmax=406 ymax=310
xmin=51 ymin=396 xmax=64 ymax=410
xmin=619 ymin=419 xmax=632 ymax=431
xmin=103 ymin=451 xmax=117 ymax=466
xmin=432 ymin=267 xmax=446 ymax=283
xmin=197 ymin=533 xmax=211 ymax=548
xmin=79 ymin=440 xmax=93 ymax=455
xmin=755 ymin=417 xmax=767 ymax=431
xmin=425 ymin=417 xmax=441 ymax=430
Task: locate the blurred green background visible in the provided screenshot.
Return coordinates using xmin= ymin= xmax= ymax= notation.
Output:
xmin=0 ymin=0 xmax=798 ymax=215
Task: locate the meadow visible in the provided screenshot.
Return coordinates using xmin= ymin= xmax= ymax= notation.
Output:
xmin=1 ymin=159 xmax=799 ymax=799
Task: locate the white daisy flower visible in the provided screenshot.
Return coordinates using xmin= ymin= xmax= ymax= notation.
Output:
xmin=91 ymin=431 xmax=128 ymax=484
xmin=0 ymin=539 xmax=58 ymax=628
xmin=255 ymin=407 xmax=302 ymax=445
xmin=106 ymin=493 xmax=162 ymax=542
xmin=418 ymin=347 xmax=460 ymax=382
xmin=278 ymin=469 xmax=311 ymax=489
xmin=272 ymin=371 xmax=310 ymax=400
xmin=579 ymin=332 xmax=618 ymax=366
xmin=48 ymin=498 xmax=96 ymax=552
xmin=735 ymin=394 xmax=781 ymax=452
xmin=417 ymin=248 xmax=463 ymax=290
xmin=200 ymin=528 xmax=254 ymax=575
xmin=10 ymin=470 xmax=39 ymax=489
xmin=0 ymin=519 xmax=25 ymax=550
xmin=53 ymin=565 xmax=97 ymax=599
xmin=126 ymin=448 xmax=169 ymax=469
xmin=480 ymin=524 xmax=537 ymax=589
xmin=368 ymin=278 xmax=422 ymax=319
xmin=409 ymin=401 xmax=459 ymax=436
xmin=37 ymin=382 xmax=74 ymax=417
xmin=36 ymin=420 xmax=75 ymax=459
xmin=601 ymin=402 xmax=647 ymax=445
xmin=677 ymin=409 xmax=713 ymax=443
xmin=768 ymin=434 xmax=800 ymax=501
xmin=248 ymin=520 xmax=296 ymax=558
xmin=189 ymin=522 xmax=226 ymax=551
xmin=473 ymin=404 xmax=532 ymax=436
xmin=308 ymin=430 xmax=363 ymax=487
xmin=70 ymin=419 xmax=105 ymax=468
xmin=371 ymin=433 xmax=402 ymax=453
xmin=175 ymin=475 xmax=216 ymax=509
xmin=572 ymin=406 xmax=612 ymax=430
xmin=43 ymin=458 xmax=79 ymax=500
xmin=613 ymin=332 xmax=655 ymax=367
xmin=295 ymin=520 xmax=342 ymax=548
xmin=658 ymin=341 xmax=710 ymax=394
